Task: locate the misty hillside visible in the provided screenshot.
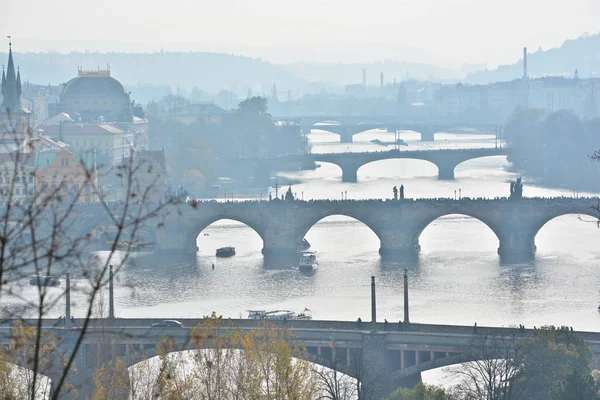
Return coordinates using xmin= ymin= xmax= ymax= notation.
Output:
xmin=465 ymin=33 xmax=600 ymax=83
xmin=4 ymin=51 xmax=306 ymax=94
xmin=280 ymin=60 xmax=478 ymax=86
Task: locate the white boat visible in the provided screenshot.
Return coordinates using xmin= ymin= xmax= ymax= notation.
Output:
xmin=248 ymin=309 xmax=312 ymax=320
xmin=299 ymin=251 xmax=318 ymax=271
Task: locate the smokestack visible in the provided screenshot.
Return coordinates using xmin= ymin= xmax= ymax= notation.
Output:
xmin=523 ymin=47 xmax=528 ymax=79
xmin=380 ymin=72 xmax=384 ymax=88
xmin=362 ymin=68 xmax=367 ymax=87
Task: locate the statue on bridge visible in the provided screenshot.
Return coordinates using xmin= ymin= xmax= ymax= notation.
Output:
xmin=285 ymin=185 xmax=295 ymax=201
xmin=509 ymin=177 xmax=523 ymax=200
xmin=393 ymin=186 xmax=398 ymax=201
xmin=400 ymin=184 xmax=405 ymax=200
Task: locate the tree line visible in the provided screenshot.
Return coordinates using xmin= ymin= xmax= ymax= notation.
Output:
xmin=147 ymin=95 xmax=307 ymax=195
xmin=504 ymin=109 xmax=600 ymax=190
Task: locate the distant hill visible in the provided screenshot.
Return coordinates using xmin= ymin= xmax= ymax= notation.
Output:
xmin=3 ymin=51 xmax=306 ymax=95
xmin=279 ymin=60 xmax=477 ymax=86
xmin=465 ymin=33 xmax=600 ymax=84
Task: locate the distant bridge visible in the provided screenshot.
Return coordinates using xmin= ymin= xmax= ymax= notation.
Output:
xmin=273 ymin=116 xmax=501 ymax=143
xmin=226 ymin=147 xmax=508 ymax=182
xmin=289 ymin=148 xmax=507 ymax=181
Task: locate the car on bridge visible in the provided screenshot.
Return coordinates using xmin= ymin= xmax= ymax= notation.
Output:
xmin=151 ymin=320 xmax=184 ymax=328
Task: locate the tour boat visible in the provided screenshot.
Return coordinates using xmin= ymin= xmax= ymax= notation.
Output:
xmin=216 ymin=246 xmax=236 ymax=257
xmin=299 ymin=251 xmax=318 ymax=271
xmin=29 ymin=275 xmax=60 ymax=287
xmin=247 ymin=309 xmax=312 ymax=320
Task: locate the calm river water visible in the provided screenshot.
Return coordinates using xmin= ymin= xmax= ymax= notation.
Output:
xmin=30 ymin=130 xmax=600 ymax=334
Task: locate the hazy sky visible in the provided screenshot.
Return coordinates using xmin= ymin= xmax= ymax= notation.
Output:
xmin=4 ymin=0 xmax=600 ymax=67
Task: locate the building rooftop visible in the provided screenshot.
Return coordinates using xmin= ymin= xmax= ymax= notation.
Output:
xmin=38 ymin=123 xmax=125 ymax=136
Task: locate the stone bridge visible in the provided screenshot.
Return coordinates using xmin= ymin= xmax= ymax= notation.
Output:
xmin=306 ymin=148 xmax=507 ymax=181
xmin=3 ymin=319 xmax=600 ymax=398
xmin=225 ymin=147 xmax=508 ymax=182
xmin=274 ymin=115 xmax=500 ymax=143
xmin=151 ymin=197 xmax=599 ymax=260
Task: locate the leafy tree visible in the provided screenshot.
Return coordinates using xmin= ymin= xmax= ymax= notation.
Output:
xmin=386 ymin=382 xmax=458 ymax=400
xmin=517 ymin=326 xmax=593 ymax=400
xmin=552 ymin=370 xmax=600 ymax=400
xmin=91 ymin=357 xmax=130 ymax=400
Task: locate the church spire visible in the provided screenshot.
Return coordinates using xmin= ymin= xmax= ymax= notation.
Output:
xmin=1 ymin=38 xmax=26 ymax=114
xmin=16 ymin=67 xmax=21 ymax=96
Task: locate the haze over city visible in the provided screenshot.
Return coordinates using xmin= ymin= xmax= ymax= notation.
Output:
xmin=1 ymin=0 xmax=600 ymax=398
xmin=4 ymin=0 xmax=600 ymax=67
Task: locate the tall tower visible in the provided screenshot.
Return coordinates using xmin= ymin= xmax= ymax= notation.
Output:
xmin=1 ymin=38 xmax=30 ymax=136
xmin=380 ymin=72 xmax=384 ymax=88
xmin=523 ymin=47 xmax=528 ymax=79
xmin=362 ymin=69 xmax=367 ymax=87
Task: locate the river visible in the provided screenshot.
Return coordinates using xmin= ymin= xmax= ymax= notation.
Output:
xmin=17 ymin=130 xmax=600 ymax=327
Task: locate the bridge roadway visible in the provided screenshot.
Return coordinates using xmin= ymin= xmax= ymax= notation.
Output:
xmin=273 ymin=115 xmax=500 ymax=143
xmin=3 ymin=318 xmax=600 ymax=397
xmin=151 ymin=197 xmax=599 ymax=259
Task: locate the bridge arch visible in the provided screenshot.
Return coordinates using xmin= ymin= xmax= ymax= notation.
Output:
xmin=356 ymin=157 xmax=439 ymax=180
xmin=190 ymin=216 xmax=266 ymax=253
xmin=414 ymin=212 xmax=502 ymax=253
xmin=531 ymin=211 xmax=599 ymax=254
xmin=298 ymin=213 xmax=383 ymax=253
xmin=453 ymin=154 xmax=509 ymax=178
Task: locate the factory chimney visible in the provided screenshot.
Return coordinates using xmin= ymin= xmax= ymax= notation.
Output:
xmin=523 ymin=47 xmax=528 ymax=79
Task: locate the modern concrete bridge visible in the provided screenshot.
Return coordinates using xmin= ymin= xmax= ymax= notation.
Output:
xmin=306 ymin=148 xmax=507 ymax=181
xmin=3 ymin=318 xmax=600 ymax=398
xmin=150 ymin=197 xmax=598 ymax=259
xmin=274 ymin=115 xmax=500 ymax=143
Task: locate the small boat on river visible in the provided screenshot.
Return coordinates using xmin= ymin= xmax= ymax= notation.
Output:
xmin=248 ymin=309 xmax=312 ymax=320
xmin=29 ymin=275 xmax=60 ymax=287
xmin=216 ymin=246 xmax=236 ymax=257
xmin=299 ymin=251 xmax=318 ymax=271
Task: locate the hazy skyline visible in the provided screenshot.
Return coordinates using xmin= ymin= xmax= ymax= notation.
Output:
xmin=4 ymin=0 xmax=600 ymax=67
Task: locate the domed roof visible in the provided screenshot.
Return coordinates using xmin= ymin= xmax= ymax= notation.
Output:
xmin=63 ymin=70 xmax=126 ymax=98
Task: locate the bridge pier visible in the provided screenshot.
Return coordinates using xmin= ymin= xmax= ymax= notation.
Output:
xmin=155 ymin=228 xmax=199 ymax=253
xmin=379 ymin=231 xmax=420 ymax=257
xmin=341 ymin=166 xmax=358 ymax=182
xmin=262 ymin=229 xmax=304 ymax=257
xmin=497 ymin=231 xmax=536 ymax=260
xmin=437 ymin=166 xmax=455 ymax=180
xmin=361 ymin=332 xmax=392 ymax=399
xmin=340 ymin=130 xmax=354 ymax=143
xmin=420 ymin=127 xmax=434 ymax=141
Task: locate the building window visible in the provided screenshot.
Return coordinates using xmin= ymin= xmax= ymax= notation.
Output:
xmin=28 ymin=188 xmax=33 ymax=195
xmin=61 ymin=158 xmax=69 ymax=167
xmin=29 ymin=176 xmax=33 ymax=183
xmin=85 ymin=184 xmax=91 ymax=193
xmin=0 ymin=178 xmax=3 ymax=184
xmin=76 ymin=140 xmax=79 ymax=147
xmin=15 ymin=189 xmax=20 ymax=195
xmin=73 ymin=184 xmax=79 ymax=192
xmin=63 ymin=183 xmax=68 ymax=193
xmin=13 ymin=177 xmax=19 ymax=183
xmin=51 ymin=184 xmax=56 ymax=191
xmin=41 ymin=184 xmax=47 ymax=193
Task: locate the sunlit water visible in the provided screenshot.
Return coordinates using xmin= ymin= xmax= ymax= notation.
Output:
xmin=9 ymin=129 xmax=600 ymax=385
